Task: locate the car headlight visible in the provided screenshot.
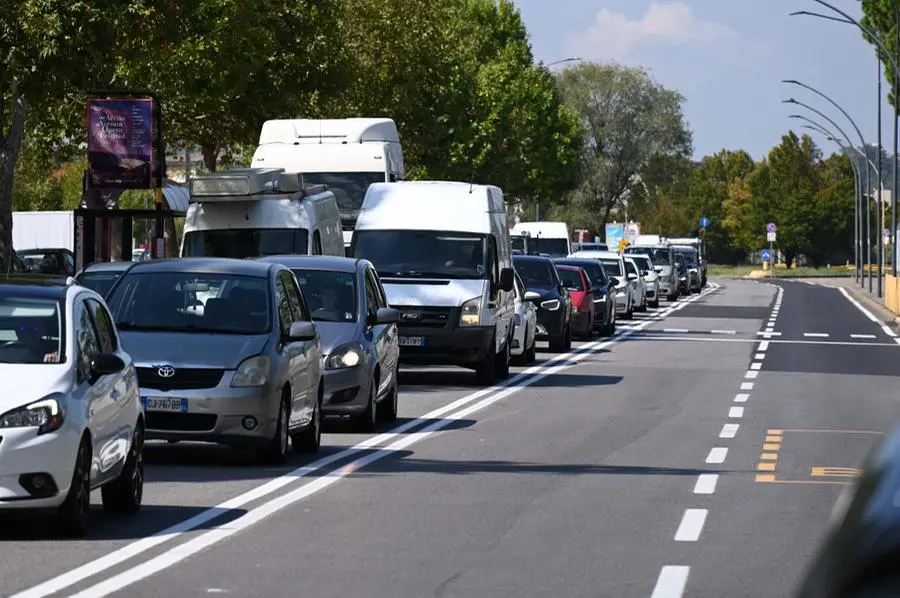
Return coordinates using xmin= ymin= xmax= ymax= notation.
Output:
xmin=231 ymin=355 xmax=271 ymax=387
xmin=593 ymin=294 xmax=606 ymax=302
xmin=0 ymin=393 xmax=66 ymax=435
xmin=325 ymin=343 xmax=364 ymax=370
xmin=459 ymin=296 xmax=481 ymax=326
xmin=540 ymin=299 xmax=560 ymax=311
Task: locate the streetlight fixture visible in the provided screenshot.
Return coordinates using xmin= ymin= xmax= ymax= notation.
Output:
xmin=544 ymin=57 xmax=581 ymax=68
xmin=784 ymin=98 xmax=876 ymax=292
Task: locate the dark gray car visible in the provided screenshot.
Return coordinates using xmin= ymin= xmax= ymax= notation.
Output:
xmin=74 ymin=261 xmax=135 ymax=297
xmin=258 ymin=255 xmax=401 ymax=432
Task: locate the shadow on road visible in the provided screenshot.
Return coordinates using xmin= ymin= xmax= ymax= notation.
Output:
xmin=0 ymin=504 xmax=245 ymax=542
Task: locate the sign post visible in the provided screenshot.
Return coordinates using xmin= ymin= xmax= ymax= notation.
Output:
xmin=766 ymin=222 xmax=777 ymax=277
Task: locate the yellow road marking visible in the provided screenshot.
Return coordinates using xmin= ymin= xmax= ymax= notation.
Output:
xmin=811 ymin=467 xmax=862 ymax=478
xmin=755 ymin=474 xmax=776 ymax=482
xmin=765 ymin=436 xmax=782 ymax=443
xmin=767 ymin=429 xmax=784 ymax=435
xmin=761 ymin=479 xmax=851 ymax=486
xmin=757 ymin=462 xmax=776 ymax=471
xmin=760 ymin=453 xmax=779 ymax=461
xmin=763 ymin=443 xmax=781 ymax=451
xmin=776 ymin=429 xmax=885 ymax=435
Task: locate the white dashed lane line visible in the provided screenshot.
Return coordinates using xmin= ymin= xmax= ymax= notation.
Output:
xmin=693 ymin=474 xmax=718 ymax=495
xmin=851 ymin=334 xmax=877 ymax=339
xmin=728 ymin=406 xmax=744 ymax=418
xmin=674 ymin=509 xmax=708 ymax=542
xmin=706 ymin=447 xmax=728 ymax=464
xmin=650 ymin=566 xmax=690 ymax=598
xmin=719 ymin=423 xmax=739 ymax=438
xmin=803 ymin=332 xmax=829 ymax=338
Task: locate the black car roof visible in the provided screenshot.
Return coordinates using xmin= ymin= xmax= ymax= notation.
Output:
xmin=80 ymin=261 xmax=135 ymax=273
xmin=124 ymin=257 xmax=277 ymax=278
xmin=0 ymin=277 xmax=71 ymax=298
xmin=256 ymin=255 xmax=362 ymax=274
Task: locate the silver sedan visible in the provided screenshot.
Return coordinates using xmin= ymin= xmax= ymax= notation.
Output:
xmin=258 ymin=255 xmax=401 ymax=432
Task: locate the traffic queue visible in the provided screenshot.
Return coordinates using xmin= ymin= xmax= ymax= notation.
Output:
xmin=0 ymin=163 xmax=706 ymax=536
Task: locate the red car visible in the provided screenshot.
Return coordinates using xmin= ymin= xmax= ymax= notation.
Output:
xmin=555 ymin=265 xmax=595 ymax=340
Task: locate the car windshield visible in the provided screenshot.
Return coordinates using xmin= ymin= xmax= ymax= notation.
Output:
xmin=514 ymin=259 xmax=554 ymax=287
xmin=675 ymin=248 xmax=699 ymax=266
xmin=631 ymin=256 xmax=653 ymax=274
xmin=557 ymin=268 xmax=584 ymax=291
xmin=353 ymin=230 xmax=487 ymax=279
xmin=107 ymin=272 xmax=271 ymax=335
xmin=626 ymin=247 xmax=671 ymax=266
xmin=530 ymin=237 xmax=569 ymax=258
xmin=0 ymin=295 xmax=65 ymax=364
xmin=555 ymin=260 xmax=607 ymax=287
xmin=18 ymin=250 xmax=71 ymax=274
xmin=182 ymin=228 xmax=309 ymax=259
xmin=291 ymin=269 xmax=357 ymax=323
xmin=600 ymin=259 xmax=623 ymax=277
xmin=510 ymin=235 xmax=527 ymax=253
xmin=76 ymin=270 xmax=125 ymax=297
xmin=299 ymin=172 xmax=385 ymax=230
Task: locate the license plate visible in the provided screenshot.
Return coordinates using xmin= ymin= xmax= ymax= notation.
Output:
xmin=141 ymin=396 xmax=188 ymax=412
xmin=398 ymin=336 xmax=426 ymax=347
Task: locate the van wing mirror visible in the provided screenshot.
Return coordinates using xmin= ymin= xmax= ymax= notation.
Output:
xmin=498 ymin=267 xmax=514 ymax=292
xmin=375 ymin=307 xmax=400 ymax=325
xmin=288 ymin=321 xmax=317 ymax=341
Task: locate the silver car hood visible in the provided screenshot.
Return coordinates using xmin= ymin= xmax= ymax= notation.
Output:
xmin=314 ymin=320 xmax=359 ymax=355
xmin=120 ymin=331 xmax=269 ymax=369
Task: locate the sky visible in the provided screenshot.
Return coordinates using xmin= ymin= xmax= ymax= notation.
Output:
xmin=513 ymin=0 xmax=897 ymax=161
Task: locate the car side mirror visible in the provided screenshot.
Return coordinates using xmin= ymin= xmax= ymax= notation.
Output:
xmin=287 ymin=320 xmax=317 ymax=341
xmin=609 ymin=277 xmax=619 ymax=287
xmin=498 ymin=267 xmax=515 ymax=292
xmin=375 ymin=307 xmax=400 ymax=325
xmin=90 ymin=353 xmax=125 ymax=379
xmin=627 ymin=273 xmax=638 ymax=281
xmin=524 ymin=291 xmax=541 ymax=301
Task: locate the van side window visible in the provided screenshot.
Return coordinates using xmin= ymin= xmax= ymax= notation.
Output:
xmin=312 ymin=233 xmax=323 ymax=255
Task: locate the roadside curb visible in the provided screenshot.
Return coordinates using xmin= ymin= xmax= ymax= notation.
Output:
xmin=841 ymin=284 xmax=900 ymax=328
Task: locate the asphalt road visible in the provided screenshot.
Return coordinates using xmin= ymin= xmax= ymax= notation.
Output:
xmin=2 ymin=278 xmax=898 ymax=598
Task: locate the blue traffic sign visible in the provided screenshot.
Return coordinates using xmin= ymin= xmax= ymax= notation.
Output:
xmin=760 ymin=248 xmax=772 ymax=261
xmin=699 ymin=216 xmax=711 ymax=229
xmin=767 ymin=222 xmax=777 ymax=233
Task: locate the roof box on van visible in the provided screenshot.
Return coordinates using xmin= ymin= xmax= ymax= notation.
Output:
xmin=189 ymin=168 xmax=327 ymax=201
xmin=257 ymin=118 xmax=400 ymax=146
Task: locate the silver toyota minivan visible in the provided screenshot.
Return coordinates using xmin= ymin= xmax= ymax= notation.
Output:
xmin=105 ymin=258 xmax=324 ymax=464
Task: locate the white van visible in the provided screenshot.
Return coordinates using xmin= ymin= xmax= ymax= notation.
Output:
xmin=511 ymin=221 xmax=571 ymax=257
xmin=351 ymin=181 xmax=516 ymax=385
xmin=250 ymin=118 xmax=404 ymax=251
xmin=181 ymin=168 xmax=344 ymax=258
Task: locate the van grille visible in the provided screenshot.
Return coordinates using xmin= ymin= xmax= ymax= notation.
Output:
xmin=394 ymin=306 xmax=454 ymax=328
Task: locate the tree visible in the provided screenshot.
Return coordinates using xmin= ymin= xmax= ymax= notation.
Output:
xmin=555 ymin=62 xmax=692 ymax=232
xmin=0 ymin=1 xmax=184 ymax=269
xmin=627 ymin=154 xmax=695 ymax=237
xmin=810 ymin=152 xmax=855 ymax=265
xmin=861 ymin=0 xmax=900 ymax=106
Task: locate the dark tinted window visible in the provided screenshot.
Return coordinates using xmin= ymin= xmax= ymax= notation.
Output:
xmin=86 ymin=298 xmax=117 ymax=353
xmin=557 ymin=268 xmax=585 ymax=291
xmin=510 ymin=236 xmax=527 ymax=253
xmin=624 ymin=247 xmax=671 ymax=266
xmin=108 ymin=272 xmax=271 ymax=334
xmin=291 ymin=269 xmax=357 ymax=323
xmin=0 ymin=295 xmax=65 ymax=364
xmin=530 ymin=238 xmax=569 ymax=258
xmin=555 ymin=260 xmax=607 ymax=287
xmin=675 ymin=248 xmax=699 ymax=266
xmin=77 ymin=271 xmax=124 ymax=296
xmin=354 ymin=230 xmax=487 ymax=279
xmin=630 ymin=255 xmax=653 ymax=274
xmin=600 ymin=259 xmax=624 ymax=277
xmin=183 ymin=229 xmax=309 ymax=259
xmin=299 ymin=172 xmax=384 ymax=227
xmin=514 ymin=258 xmax=554 ymax=287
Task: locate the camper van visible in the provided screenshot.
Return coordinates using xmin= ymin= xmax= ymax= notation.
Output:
xmin=510 ymin=221 xmax=571 ymax=257
xmin=351 ymin=181 xmax=516 ymax=385
xmin=181 ymin=168 xmax=345 ymax=258
xmin=250 ymin=118 xmax=405 ymax=251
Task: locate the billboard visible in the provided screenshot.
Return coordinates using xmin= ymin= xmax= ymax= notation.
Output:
xmin=87 ymin=98 xmax=153 ymax=189
xmin=604 ymin=223 xmax=624 ymax=249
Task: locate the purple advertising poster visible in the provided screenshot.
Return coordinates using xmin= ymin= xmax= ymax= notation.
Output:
xmin=87 ymin=98 xmax=154 ymax=189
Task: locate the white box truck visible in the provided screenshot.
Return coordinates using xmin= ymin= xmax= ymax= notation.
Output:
xmin=250 ymin=118 xmax=404 ymax=252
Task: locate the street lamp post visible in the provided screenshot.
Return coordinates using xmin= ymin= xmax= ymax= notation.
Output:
xmin=783 ymin=95 xmax=875 ymax=291
xmin=544 ymin=57 xmax=582 ymax=68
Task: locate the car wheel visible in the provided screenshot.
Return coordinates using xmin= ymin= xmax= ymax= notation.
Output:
xmin=563 ymin=323 xmax=573 ymax=351
xmin=524 ymin=331 xmax=537 ymax=363
xmin=650 ymin=299 xmax=660 ymax=309
xmin=549 ymin=325 xmax=567 ymax=352
xmin=379 ymin=368 xmax=399 ymax=423
xmin=291 ymin=385 xmax=321 ymax=455
xmin=495 ymin=334 xmax=511 ymax=379
xmin=353 ymin=378 xmax=379 ymax=433
xmin=261 ymin=394 xmax=290 ymax=465
xmin=624 ymin=299 xmax=634 ymax=319
xmin=475 ymin=333 xmax=498 ymax=384
xmin=101 ymin=423 xmax=144 ymax=515
xmin=58 ymin=439 xmax=91 ymax=537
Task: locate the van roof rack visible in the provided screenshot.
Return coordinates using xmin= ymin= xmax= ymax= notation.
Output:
xmin=189 ymin=168 xmax=329 ymax=202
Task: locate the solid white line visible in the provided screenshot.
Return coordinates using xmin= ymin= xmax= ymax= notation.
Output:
xmin=650 ymin=566 xmax=690 ymax=598
xmin=758 ymin=341 xmax=770 ymax=351
xmin=750 ymin=362 xmax=762 ymax=370
xmin=804 ymin=333 xmax=829 ymax=338
xmin=741 ymin=382 xmax=754 ymax=390
xmin=883 ymin=324 xmax=897 ymax=337
xmin=754 ymin=353 xmax=765 ymax=360
xmin=674 ymin=509 xmax=708 ymax=541
xmin=838 ymin=286 xmax=895 ymax=337
xmin=693 ymin=474 xmax=719 ymax=494
xmin=631 ymin=334 xmax=900 ymax=347
xmin=706 ymin=447 xmax=728 ymax=464
xmin=28 ymin=284 xmax=723 ymax=598
xmin=745 ymin=370 xmax=758 ymax=379
xmin=729 ymin=406 xmax=744 ymax=418
xmin=710 ymin=329 xmax=737 ymax=335
xmin=663 ymin=328 xmax=689 ymax=333
xmin=734 ymin=393 xmax=749 ymax=403
xmin=757 ymin=331 xmax=782 ymax=336
xmin=851 ymin=334 xmax=877 ymax=339
xmin=720 ymin=423 xmax=739 ymax=438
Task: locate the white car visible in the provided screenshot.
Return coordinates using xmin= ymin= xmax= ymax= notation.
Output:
xmin=511 ymin=272 xmax=537 ymax=364
xmin=0 ymin=281 xmax=144 ymax=536
xmin=569 ymin=250 xmax=634 ymax=319
xmin=629 ymin=254 xmax=660 ymax=308
xmin=623 ymin=257 xmax=648 ymax=312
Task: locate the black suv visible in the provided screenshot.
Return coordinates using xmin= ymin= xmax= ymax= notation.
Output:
xmin=554 ymin=257 xmax=616 ymax=336
xmin=513 ymin=255 xmax=573 ymax=352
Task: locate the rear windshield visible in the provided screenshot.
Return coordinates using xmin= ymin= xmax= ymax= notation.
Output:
xmin=600 ymin=259 xmax=623 ymax=277
xmin=555 ymin=260 xmax=607 ymax=287
xmin=77 ymin=271 xmax=124 ymax=297
xmin=625 ymin=247 xmax=671 ymax=266
xmin=514 ymin=258 xmax=554 ymax=287
xmin=557 ymin=268 xmax=585 ymax=291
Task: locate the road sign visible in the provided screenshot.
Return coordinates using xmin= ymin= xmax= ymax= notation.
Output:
xmin=760 ymin=248 xmax=771 ymax=262
xmin=767 ymin=231 xmax=777 ymax=242
xmin=699 ymin=216 xmax=711 ymax=229
xmin=767 ymin=222 xmax=777 ymax=233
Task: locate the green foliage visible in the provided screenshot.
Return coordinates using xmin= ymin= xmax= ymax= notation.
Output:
xmin=555 ymin=62 xmax=693 ymax=232
xmin=860 ymin=0 xmax=900 ymax=105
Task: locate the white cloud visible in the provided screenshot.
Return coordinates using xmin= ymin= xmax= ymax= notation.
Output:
xmin=567 ymin=2 xmax=738 ymax=62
